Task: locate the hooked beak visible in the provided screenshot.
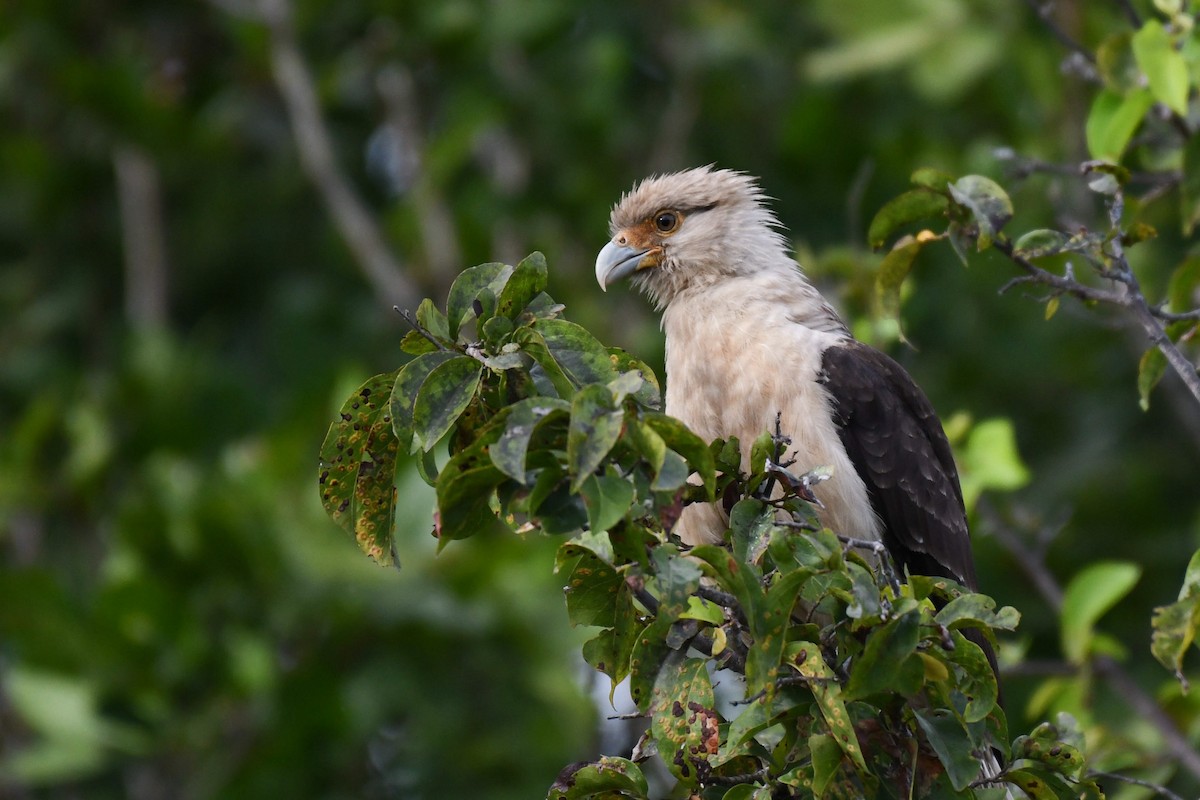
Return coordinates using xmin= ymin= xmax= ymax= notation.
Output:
xmin=595 ymin=241 xmax=661 ymax=291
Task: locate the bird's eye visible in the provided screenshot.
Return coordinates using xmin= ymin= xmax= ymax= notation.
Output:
xmin=654 ymin=211 xmax=680 ymax=233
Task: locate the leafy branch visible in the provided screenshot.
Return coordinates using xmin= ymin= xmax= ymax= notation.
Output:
xmin=316 ymin=254 xmax=1101 ymax=798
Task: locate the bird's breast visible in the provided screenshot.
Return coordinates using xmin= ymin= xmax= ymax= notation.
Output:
xmin=661 ymin=293 xmax=882 ymax=545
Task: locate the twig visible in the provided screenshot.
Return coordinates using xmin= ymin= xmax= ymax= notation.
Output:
xmin=1090 ymin=770 xmax=1184 ymax=800
xmin=1021 ymin=0 xmax=1096 ymax=64
xmin=248 ymin=0 xmax=418 ymax=309
xmin=992 ymin=234 xmax=1200 ymax=407
xmin=1112 ymin=0 xmax=1142 ymax=28
xmin=702 ymin=766 xmax=771 ymax=787
xmin=395 ymin=307 xmax=450 ymax=352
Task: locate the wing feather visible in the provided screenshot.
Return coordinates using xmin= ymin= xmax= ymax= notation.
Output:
xmin=819 ymin=342 xmax=977 ymax=590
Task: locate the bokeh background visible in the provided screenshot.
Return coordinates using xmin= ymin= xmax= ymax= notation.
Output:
xmin=3 ymin=1 xmax=1200 ymax=798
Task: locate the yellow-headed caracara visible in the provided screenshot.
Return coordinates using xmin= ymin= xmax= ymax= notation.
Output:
xmin=594 ymin=166 xmax=979 ymax=596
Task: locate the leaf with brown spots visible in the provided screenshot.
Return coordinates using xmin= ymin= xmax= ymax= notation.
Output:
xmin=649 ymin=652 xmax=718 ymax=786
xmin=787 ymin=641 xmax=867 ymax=775
xmin=318 ymin=371 xmax=401 ymax=566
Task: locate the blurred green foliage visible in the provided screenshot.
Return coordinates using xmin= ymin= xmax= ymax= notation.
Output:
xmin=2 ymin=0 xmax=1200 ymax=798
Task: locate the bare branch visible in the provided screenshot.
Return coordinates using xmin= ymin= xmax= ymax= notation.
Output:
xmin=1021 ymin=0 xmax=1095 ymax=65
xmin=245 ymin=0 xmax=418 ymax=310
xmin=114 ymin=144 xmax=169 ymax=329
xmin=992 ymin=235 xmax=1200 ymax=407
xmin=1090 ymin=770 xmax=1184 ymax=800
xmin=985 ymin=503 xmax=1200 ymax=781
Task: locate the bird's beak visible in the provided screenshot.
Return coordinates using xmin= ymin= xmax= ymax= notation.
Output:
xmin=595 ymin=241 xmax=661 ymax=291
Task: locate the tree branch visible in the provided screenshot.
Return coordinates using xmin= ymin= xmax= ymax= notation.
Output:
xmin=992 ymin=234 xmax=1200 ymax=408
xmin=985 ymin=504 xmax=1200 ymax=782
xmin=114 ymin=144 xmax=169 ymax=329
xmin=247 ymin=0 xmax=419 ymax=309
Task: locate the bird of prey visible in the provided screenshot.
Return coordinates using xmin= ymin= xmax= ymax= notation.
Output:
xmin=594 ymin=166 xmax=978 ymax=595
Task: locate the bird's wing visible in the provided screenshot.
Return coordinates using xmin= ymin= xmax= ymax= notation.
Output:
xmin=819 ymin=341 xmax=977 ymax=590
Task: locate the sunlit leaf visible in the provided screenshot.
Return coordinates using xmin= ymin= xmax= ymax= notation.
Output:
xmin=1131 ymin=19 xmax=1190 ymax=116
xmin=1085 ymin=87 xmax=1154 ymax=161
xmin=1060 ymin=560 xmax=1142 ymax=664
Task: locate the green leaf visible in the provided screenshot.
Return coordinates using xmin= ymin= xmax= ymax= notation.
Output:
xmin=1168 ymin=255 xmax=1200 ymax=311
xmin=567 ymin=384 xmax=625 ymax=492
xmin=557 ymin=543 xmax=630 ymax=628
xmin=1097 ymin=32 xmax=1140 ymax=92
xmin=390 ymin=351 xmax=458 ymax=452
xmin=909 ymin=167 xmax=956 ymax=192
xmin=446 ymin=262 xmax=512 ymax=339
xmin=579 ymin=472 xmax=635 ymax=533
xmin=809 ymin=733 xmax=844 ymax=797
xmin=1138 ymin=346 xmax=1168 ymax=411
xmin=489 ymin=397 xmax=569 ymax=482
xmin=652 ymin=546 xmax=703 ymax=622
xmin=642 ymin=413 xmax=716 ymax=499
xmin=649 ymin=653 xmax=718 ymax=785
xmin=608 ymin=349 xmax=662 ymax=409
xmin=1003 ymin=768 xmax=1080 ymax=800
xmin=1060 ymin=560 xmax=1142 ymax=664
xmin=1132 ymin=19 xmax=1190 ymax=116
xmin=1152 ymin=549 xmax=1200 ymax=687
xmin=943 ymin=630 xmax=999 ymax=723
xmin=958 ymin=417 xmax=1030 ymax=510
xmin=867 ymin=189 xmax=949 ymax=249
xmin=318 ymin=371 xmax=401 ymax=565
xmin=729 ymin=499 xmax=774 ymax=566
xmin=628 ymin=621 xmax=670 ymax=711
xmin=947 ymin=175 xmax=1013 ymax=250
xmin=516 ymin=319 xmax=618 ymax=397
xmin=1011 ymin=734 xmax=1085 ymax=781
xmin=846 ymin=610 xmax=920 ymax=699
xmin=412 ymin=356 xmax=482 ymax=451
xmin=935 ymin=592 xmax=1021 ymax=632
xmin=546 ymin=756 xmax=649 ymax=800
xmin=497 ymin=251 xmax=549 ymax=319
xmin=415 ymin=297 xmax=450 ymax=342
xmin=680 ymin=596 xmax=724 ymax=625
xmin=912 ymin=708 xmax=979 ymax=791
xmin=435 ymin=463 xmax=509 ymax=544
xmin=582 ymin=624 xmax=639 ymax=689
xmin=1085 ymin=87 xmax=1155 ymax=161
xmin=876 ymin=235 xmax=925 ymax=325
xmin=786 ymin=641 xmax=867 ymax=773
xmin=1014 ymin=229 xmax=1070 ymax=260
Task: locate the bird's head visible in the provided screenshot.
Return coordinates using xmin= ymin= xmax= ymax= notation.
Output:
xmin=595 ymin=166 xmax=792 ymax=307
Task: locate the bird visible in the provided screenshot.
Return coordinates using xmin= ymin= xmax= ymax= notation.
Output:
xmin=593 ymin=165 xmax=978 ymax=598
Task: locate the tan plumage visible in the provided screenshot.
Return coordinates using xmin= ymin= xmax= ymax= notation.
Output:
xmin=596 ymin=166 xmax=879 ymax=548
xmin=595 ymin=167 xmax=977 ymax=595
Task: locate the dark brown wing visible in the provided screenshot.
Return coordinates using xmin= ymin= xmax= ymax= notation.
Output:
xmin=818 ymin=341 xmax=977 ymax=590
